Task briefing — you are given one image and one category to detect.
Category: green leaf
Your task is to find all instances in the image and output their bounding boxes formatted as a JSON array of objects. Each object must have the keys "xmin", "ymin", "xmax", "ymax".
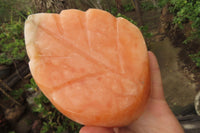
[
  {"xmin": 10, "ymin": 88, "xmax": 24, "ymax": 99},
  {"xmin": 40, "ymin": 122, "xmax": 50, "ymax": 133},
  {"xmin": 56, "ymin": 125, "xmax": 66, "ymax": 133}
]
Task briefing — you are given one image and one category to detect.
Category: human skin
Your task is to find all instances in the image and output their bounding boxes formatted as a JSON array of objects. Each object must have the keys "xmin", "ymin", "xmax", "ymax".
[{"xmin": 79, "ymin": 51, "xmax": 184, "ymax": 133}]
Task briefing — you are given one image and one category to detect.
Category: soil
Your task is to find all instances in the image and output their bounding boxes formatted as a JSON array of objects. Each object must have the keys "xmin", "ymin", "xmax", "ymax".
[
  {"xmin": 140, "ymin": 8, "xmax": 199, "ymax": 115},
  {"xmin": 150, "ymin": 37, "xmax": 197, "ymax": 113},
  {"xmin": 172, "ymin": 33, "xmax": 200, "ymax": 90}
]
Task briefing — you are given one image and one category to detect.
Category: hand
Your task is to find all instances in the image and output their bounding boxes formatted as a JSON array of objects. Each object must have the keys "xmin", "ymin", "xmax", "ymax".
[{"xmin": 79, "ymin": 51, "xmax": 184, "ymax": 133}]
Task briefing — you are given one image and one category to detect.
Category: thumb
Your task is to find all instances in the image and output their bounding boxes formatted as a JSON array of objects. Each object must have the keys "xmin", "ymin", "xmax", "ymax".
[{"xmin": 148, "ymin": 51, "xmax": 165, "ymax": 100}]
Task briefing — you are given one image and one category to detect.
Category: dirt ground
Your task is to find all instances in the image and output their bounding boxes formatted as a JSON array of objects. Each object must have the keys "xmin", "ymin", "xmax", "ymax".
[
  {"xmin": 140, "ymin": 9, "xmax": 198, "ymax": 114},
  {"xmin": 150, "ymin": 38, "xmax": 197, "ymax": 113}
]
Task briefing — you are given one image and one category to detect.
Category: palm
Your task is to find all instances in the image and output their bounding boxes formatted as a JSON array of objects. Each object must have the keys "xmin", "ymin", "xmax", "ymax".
[{"xmin": 118, "ymin": 97, "xmax": 183, "ymax": 133}]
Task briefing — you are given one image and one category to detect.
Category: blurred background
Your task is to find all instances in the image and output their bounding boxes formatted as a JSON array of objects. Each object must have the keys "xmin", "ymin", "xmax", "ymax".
[{"xmin": 0, "ymin": 0, "xmax": 200, "ymax": 132}]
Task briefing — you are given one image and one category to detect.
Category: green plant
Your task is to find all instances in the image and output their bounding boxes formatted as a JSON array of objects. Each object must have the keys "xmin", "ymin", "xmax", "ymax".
[
  {"xmin": 56, "ymin": 125, "xmax": 66, "ymax": 133},
  {"xmin": 123, "ymin": 3, "xmax": 134, "ymax": 12},
  {"xmin": 10, "ymin": 88, "xmax": 24, "ymax": 100},
  {"xmin": 159, "ymin": 0, "xmax": 200, "ymax": 43},
  {"xmin": 33, "ymin": 93, "xmax": 82, "ymax": 133},
  {"xmin": 26, "ymin": 78, "xmax": 82, "ymax": 133},
  {"xmin": 0, "ymin": 19, "xmax": 26, "ymax": 65},
  {"xmin": 158, "ymin": 0, "xmax": 169, "ymax": 7},
  {"xmin": 159, "ymin": 0, "xmax": 200, "ymax": 67},
  {"xmin": 172, "ymin": 0, "xmax": 200, "ymax": 42},
  {"xmin": 40, "ymin": 122, "xmax": 50, "ymax": 133},
  {"xmin": 24, "ymin": 78, "xmax": 38, "ymax": 90},
  {"xmin": 190, "ymin": 51, "xmax": 200, "ymax": 67},
  {"xmin": 140, "ymin": 25, "xmax": 153, "ymax": 38},
  {"xmin": 106, "ymin": 7, "xmax": 118, "ymax": 15},
  {"xmin": 0, "ymin": 0, "xmax": 16, "ymax": 22},
  {"xmin": 141, "ymin": 1, "xmax": 156, "ymax": 11},
  {"xmin": 0, "ymin": 0, "xmax": 31, "ymax": 23},
  {"xmin": 116, "ymin": 13, "xmax": 137, "ymax": 25}
]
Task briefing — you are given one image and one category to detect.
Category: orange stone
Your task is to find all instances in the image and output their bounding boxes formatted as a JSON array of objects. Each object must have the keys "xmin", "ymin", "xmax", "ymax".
[{"xmin": 24, "ymin": 9, "xmax": 150, "ymax": 127}]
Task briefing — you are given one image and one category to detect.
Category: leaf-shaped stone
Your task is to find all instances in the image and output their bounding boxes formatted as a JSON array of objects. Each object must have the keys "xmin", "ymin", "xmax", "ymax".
[{"xmin": 25, "ymin": 9, "xmax": 150, "ymax": 127}]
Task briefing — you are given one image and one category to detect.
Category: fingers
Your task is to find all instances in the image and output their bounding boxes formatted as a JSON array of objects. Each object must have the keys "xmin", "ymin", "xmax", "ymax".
[
  {"xmin": 79, "ymin": 126, "xmax": 114, "ymax": 133},
  {"xmin": 148, "ymin": 51, "xmax": 165, "ymax": 100}
]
